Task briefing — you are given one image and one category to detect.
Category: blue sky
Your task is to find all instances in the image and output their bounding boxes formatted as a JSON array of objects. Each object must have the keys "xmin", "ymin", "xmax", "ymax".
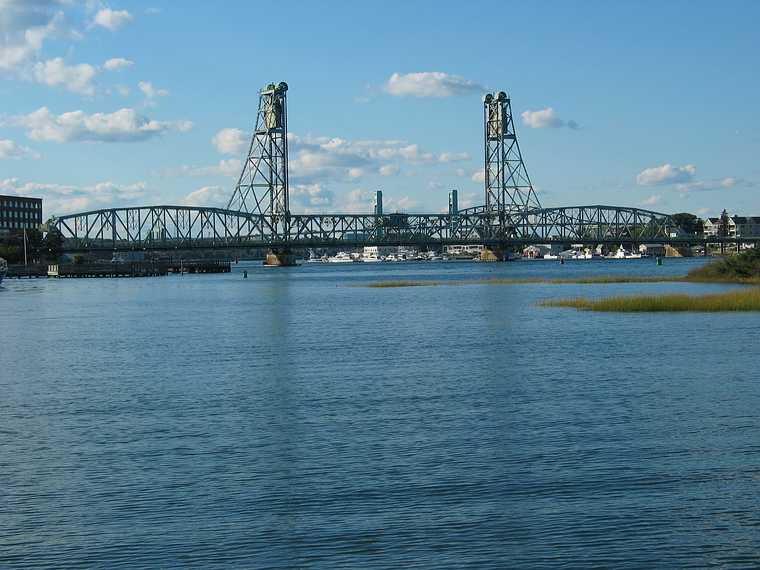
[{"xmin": 1, "ymin": 0, "xmax": 758, "ymax": 219}]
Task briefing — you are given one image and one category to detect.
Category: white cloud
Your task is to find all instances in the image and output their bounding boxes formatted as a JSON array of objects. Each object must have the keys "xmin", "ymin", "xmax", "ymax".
[
  {"xmin": 211, "ymin": 128, "xmax": 247, "ymax": 155},
  {"xmin": 676, "ymin": 176, "xmax": 751, "ymax": 194},
  {"xmin": 199, "ymin": 158, "xmax": 241, "ymax": 177},
  {"xmin": 0, "ymin": 138, "xmax": 39, "ymax": 160},
  {"xmin": 0, "ymin": 177, "xmax": 147, "ymax": 216},
  {"xmin": 160, "ymin": 159, "xmax": 240, "ymax": 178},
  {"xmin": 641, "ymin": 194, "xmax": 662, "ymax": 206},
  {"xmin": 521, "ymin": 107, "xmax": 579, "ymax": 129},
  {"xmin": 103, "ymin": 57, "xmax": 133, "ymax": 71},
  {"xmin": 291, "ymin": 183, "xmax": 335, "ymax": 212},
  {"xmin": 385, "ymin": 72, "xmax": 484, "ymax": 98},
  {"xmin": 379, "ymin": 164, "xmax": 399, "ymax": 177},
  {"xmin": 457, "ymin": 192, "xmax": 477, "ymax": 209},
  {"xmin": 438, "ymin": 151, "xmax": 470, "ymax": 163},
  {"xmin": 0, "ymin": 1, "xmax": 64, "ymax": 72},
  {"xmin": 342, "ymin": 188, "xmax": 417, "ymax": 214},
  {"xmin": 93, "ymin": 8, "xmax": 133, "ymax": 31},
  {"xmin": 471, "ymin": 169, "xmax": 485, "ymax": 183},
  {"xmin": 33, "ymin": 57, "xmax": 97, "ymax": 95},
  {"xmin": 286, "ymin": 133, "xmax": 457, "ymax": 185},
  {"xmin": 9, "ymin": 107, "xmax": 192, "ymax": 143},
  {"xmin": 636, "ymin": 163, "xmax": 696, "ymax": 186},
  {"xmin": 183, "ymin": 185, "xmax": 229, "ymax": 208},
  {"xmin": 138, "ymin": 80, "xmax": 169, "ymax": 105},
  {"xmin": 396, "ymin": 144, "xmax": 435, "ymax": 163},
  {"xmin": 343, "ymin": 189, "xmax": 372, "ymax": 213},
  {"xmin": 455, "ymin": 168, "xmax": 466, "ymax": 177},
  {"xmin": 721, "ymin": 177, "xmax": 739, "ymax": 188},
  {"xmin": 389, "ymin": 195, "xmax": 417, "ymax": 211}
]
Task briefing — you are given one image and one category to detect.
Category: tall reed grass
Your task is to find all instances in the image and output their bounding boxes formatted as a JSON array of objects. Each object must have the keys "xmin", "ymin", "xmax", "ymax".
[{"xmin": 541, "ymin": 288, "xmax": 760, "ymax": 312}]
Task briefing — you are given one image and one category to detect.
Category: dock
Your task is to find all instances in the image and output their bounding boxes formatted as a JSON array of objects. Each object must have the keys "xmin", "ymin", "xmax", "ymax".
[
  {"xmin": 167, "ymin": 259, "xmax": 231, "ymax": 274},
  {"xmin": 7, "ymin": 264, "xmax": 48, "ymax": 279},
  {"xmin": 48, "ymin": 261, "xmax": 169, "ymax": 278}
]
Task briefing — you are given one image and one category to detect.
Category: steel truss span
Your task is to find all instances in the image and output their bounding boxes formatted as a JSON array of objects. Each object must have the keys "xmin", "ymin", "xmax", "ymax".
[{"xmin": 54, "ymin": 205, "xmax": 684, "ymax": 252}]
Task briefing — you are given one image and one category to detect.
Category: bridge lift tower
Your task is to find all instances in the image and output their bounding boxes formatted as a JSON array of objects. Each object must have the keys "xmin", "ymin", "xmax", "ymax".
[
  {"xmin": 227, "ymin": 81, "xmax": 294, "ymax": 264},
  {"xmin": 480, "ymin": 91, "xmax": 541, "ymax": 256}
]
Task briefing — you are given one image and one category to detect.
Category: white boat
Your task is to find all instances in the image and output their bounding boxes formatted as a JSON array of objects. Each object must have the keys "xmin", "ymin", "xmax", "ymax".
[
  {"xmin": 559, "ymin": 249, "xmax": 593, "ymax": 260},
  {"xmin": 0, "ymin": 257, "xmax": 6, "ymax": 285},
  {"xmin": 609, "ymin": 247, "xmax": 642, "ymax": 259},
  {"xmin": 327, "ymin": 251, "xmax": 354, "ymax": 263},
  {"xmin": 543, "ymin": 253, "xmax": 559, "ymax": 260},
  {"xmin": 305, "ymin": 249, "xmax": 327, "ymax": 263},
  {"xmin": 361, "ymin": 246, "xmax": 384, "ymax": 262}
]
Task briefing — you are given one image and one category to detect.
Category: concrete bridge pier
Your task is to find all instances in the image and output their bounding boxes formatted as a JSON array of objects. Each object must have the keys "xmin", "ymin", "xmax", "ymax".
[
  {"xmin": 480, "ymin": 247, "xmax": 506, "ymax": 262},
  {"xmin": 264, "ymin": 248, "xmax": 297, "ymax": 267}
]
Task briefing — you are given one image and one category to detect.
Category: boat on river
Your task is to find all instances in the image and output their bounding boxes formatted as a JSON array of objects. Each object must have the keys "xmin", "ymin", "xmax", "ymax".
[
  {"xmin": 305, "ymin": 249, "xmax": 327, "ymax": 263},
  {"xmin": 0, "ymin": 257, "xmax": 6, "ymax": 285},
  {"xmin": 610, "ymin": 247, "xmax": 642, "ymax": 259},
  {"xmin": 327, "ymin": 251, "xmax": 355, "ymax": 263}
]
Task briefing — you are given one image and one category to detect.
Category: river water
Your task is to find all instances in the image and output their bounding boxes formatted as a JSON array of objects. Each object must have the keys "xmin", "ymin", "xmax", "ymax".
[{"xmin": 2, "ymin": 258, "xmax": 759, "ymax": 568}]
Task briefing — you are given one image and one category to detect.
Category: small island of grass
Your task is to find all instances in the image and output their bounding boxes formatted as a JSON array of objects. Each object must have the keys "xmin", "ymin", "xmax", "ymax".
[
  {"xmin": 543, "ymin": 249, "xmax": 760, "ymax": 312},
  {"xmin": 542, "ymin": 288, "xmax": 760, "ymax": 312}
]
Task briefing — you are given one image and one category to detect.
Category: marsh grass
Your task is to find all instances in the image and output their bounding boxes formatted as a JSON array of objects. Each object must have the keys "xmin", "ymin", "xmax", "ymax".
[
  {"xmin": 366, "ymin": 280, "xmax": 440, "ymax": 288},
  {"xmin": 541, "ymin": 287, "xmax": 760, "ymax": 312},
  {"xmin": 364, "ymin": 275, "xmax": 678, "ymax": 288}
]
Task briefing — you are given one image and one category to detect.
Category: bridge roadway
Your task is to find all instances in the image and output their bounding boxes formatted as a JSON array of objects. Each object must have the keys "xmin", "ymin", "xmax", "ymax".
[{"xmin": 52, "ymin": 203, "xmax": 725, "ymax": 253}]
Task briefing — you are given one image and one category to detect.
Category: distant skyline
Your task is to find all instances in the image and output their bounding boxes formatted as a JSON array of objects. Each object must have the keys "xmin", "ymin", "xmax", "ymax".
[{"xmin": 1, "ymin": 0, "xmax": 758, "ymax": 218}]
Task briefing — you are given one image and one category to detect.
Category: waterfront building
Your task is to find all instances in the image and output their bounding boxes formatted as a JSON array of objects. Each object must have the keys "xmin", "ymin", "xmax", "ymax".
[
  {"xmin": 703, "ymin": 216, "xmax": 735, "ymax": 238},
  {"xmin": 703, "ymin": 215, "xmax": 760, "ymax": 238},
  {"xmin": 0, "ymin": 195, "xmax": 43, "ymax": 235},
  {"xmin": 732, "ymin": 216, "xmax": 760, "ymax": 238},
  {"xmin": 444, "ymin": 244, "xmax": 484, "ymax": 255}
]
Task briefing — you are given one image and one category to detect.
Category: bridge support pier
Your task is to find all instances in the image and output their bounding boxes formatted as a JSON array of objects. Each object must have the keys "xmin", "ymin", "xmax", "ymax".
[
  {"xmin": 480, "ymin": 247, "xmax": 506, "ymax": 262},
  {"xmin": 264, "ymin": 249, "xmax": 297, "ymax": 267}
]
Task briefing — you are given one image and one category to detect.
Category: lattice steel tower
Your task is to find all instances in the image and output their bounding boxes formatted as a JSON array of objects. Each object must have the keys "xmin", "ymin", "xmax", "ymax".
[
  {"xmin": 228, "ymin": 82, "xmax": 290, "ymax": 230},
  {"xmin": 483, "ymin": 91, "xmax": 541, "ymax": 213}
]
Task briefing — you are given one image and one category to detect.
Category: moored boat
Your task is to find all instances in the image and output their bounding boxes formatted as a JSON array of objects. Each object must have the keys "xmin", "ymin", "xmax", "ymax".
[
  {"xmin": 327, "ymin": 251, "xmax": 355, "ymax": 263},
  {"xmin": 0, "ymin": 257, "xmax": 6, "ymax": 285}
]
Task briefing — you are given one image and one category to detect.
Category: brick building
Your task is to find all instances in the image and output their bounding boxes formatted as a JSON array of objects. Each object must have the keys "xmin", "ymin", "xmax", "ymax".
[{"xmin": 0, "ymin": 195, "xmax": 43, "ymax": 234}]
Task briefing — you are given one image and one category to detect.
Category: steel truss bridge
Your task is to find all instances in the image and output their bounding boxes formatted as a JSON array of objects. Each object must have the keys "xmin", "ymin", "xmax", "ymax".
[
  {"xmin": 54, "ymin": 204, "xmax": 684, "ymax": 252},
  {"xmin": 54, "ymin": 81, "xmax": 690, "ymax": 255}
]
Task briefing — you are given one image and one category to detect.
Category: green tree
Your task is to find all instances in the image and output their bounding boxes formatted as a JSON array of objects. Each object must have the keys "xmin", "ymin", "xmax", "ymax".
[
  {"xmin": 718, "ymin": 209, "xmax": 731, "ymax": 238},
  {"xmin": 43, "ymin": 220, "xmax": 64, "ymax": 261},
  {"xmin": 25, "ymin": 229, "xmax": 43, "ymax": 263},
  {"xmin": 672, "ymin": 212, "xmax": 704, "ymax": 235}
]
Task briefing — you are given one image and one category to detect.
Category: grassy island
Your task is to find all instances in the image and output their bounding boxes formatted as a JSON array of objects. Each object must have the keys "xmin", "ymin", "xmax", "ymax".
[
  {"xmin": 542, "ymin": 288, "xmax": 760, "ymax": 312},
  {"xmin": 543, "ymin": 250, "xmax": 760, "ymax": 312}
]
